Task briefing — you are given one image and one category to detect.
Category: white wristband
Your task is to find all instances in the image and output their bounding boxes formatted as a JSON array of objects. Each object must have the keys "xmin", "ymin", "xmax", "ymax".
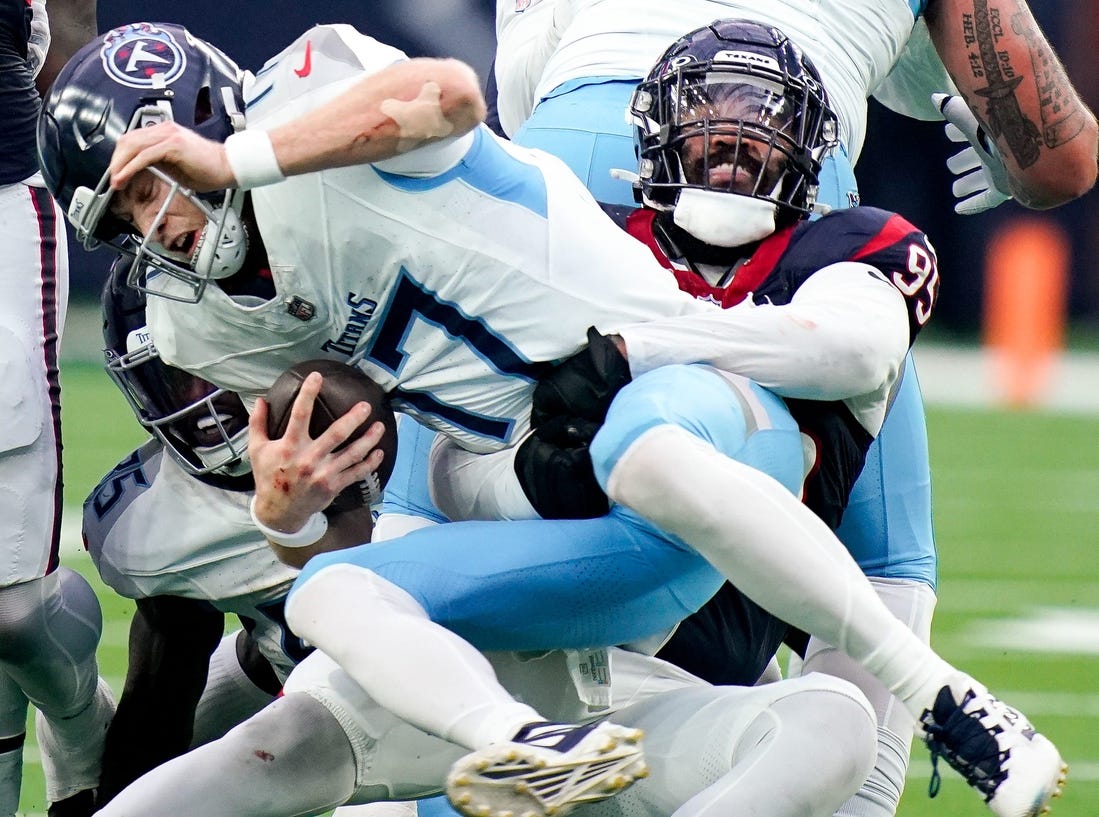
[
  {"xmin": 249, "ymin": 495, "xmax": 328, "ymax": 548},
  {"xmin": 224, "ymin": 129, "xmax": 286, "ymax": 190}
]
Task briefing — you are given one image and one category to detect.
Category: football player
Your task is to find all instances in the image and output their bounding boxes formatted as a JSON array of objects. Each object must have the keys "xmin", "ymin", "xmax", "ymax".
[
  {"xmin": 490, "ymin": 6, "xmax": 1095, "ymax": 817},
  {"xmin": 90, "ymin": 270, "xmax": 880, "ymax": 817},
  {"xmin": 93, "ymin": 619, "xmax": 880, "ymax": 817},
  {"xmin": 0, "ymin": 2, "xmax": 111, "ymax": 815},
  {"xmin": 495, "ymin": 0, "xmax": 1096, "ymax": 209},
  {"xmin": 39, "ymin": 20, "xmax": 1064, "ymax": 817},
  {"xmin": 85, "ymin": 262, "xmax": 385, "ymax": 808}
]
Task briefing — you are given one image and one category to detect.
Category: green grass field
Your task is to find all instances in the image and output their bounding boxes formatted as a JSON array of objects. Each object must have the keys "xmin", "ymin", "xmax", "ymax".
[{"xmin": 16, "ymin": 360, "xmax": 1099, "ymax": 816}]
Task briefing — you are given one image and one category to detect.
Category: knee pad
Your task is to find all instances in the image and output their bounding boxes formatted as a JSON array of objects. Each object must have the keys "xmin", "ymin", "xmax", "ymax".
[{"xmin": 0, "ymin": 569, "xmax": 102, "ymax": 665}]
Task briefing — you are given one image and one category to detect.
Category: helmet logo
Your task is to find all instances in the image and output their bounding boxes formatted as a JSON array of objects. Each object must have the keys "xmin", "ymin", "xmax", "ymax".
[
  {"xmin": 100, "ymin": 24, "xmax": 187, "ymax": 89},
  {"xmin": 712, "ymin": 50, "xmax": 781, "ymax": 72},
  {"xmin": 125, "ymin": 326, "xmax": 153, "ymax": 354}
]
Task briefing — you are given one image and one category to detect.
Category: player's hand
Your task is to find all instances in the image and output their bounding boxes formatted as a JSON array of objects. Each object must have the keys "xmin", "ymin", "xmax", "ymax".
[
  {"xmin": 514, "ymin": 416, "xmax": 609, "ymax": 519},
  {"xmin": 109, "ymin": 121, "xmax": 236, "ymax": 193},
  {"xmin": 532, "ymin": 327, "xmax": 631, "ymax": 426},
  {"xmin": 933, "ymin": 93, "xmax": 1013, "ymax": 215},
  {"xmin": 248, "ymin": 372, "xmax": 386, "ymax": 535}
]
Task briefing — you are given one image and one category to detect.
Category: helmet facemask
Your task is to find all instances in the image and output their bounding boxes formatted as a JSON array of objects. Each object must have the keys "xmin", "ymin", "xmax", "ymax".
[
  {"xmin": 69, "ymin": 100, "xmax": 249, "ymax": 304},
  {"xmin": 39, "ymin": 22, "xmax": 250, "ymax": 303},
  {"xmin": 105, "ymin": 324, "xmax": 251, "ymax": 477},
  {"xmin": 631, "ymin": 23, "xmax": 839, "ymax": 247}
]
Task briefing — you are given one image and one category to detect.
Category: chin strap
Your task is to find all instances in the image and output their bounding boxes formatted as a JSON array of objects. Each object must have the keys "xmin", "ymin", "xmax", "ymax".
[{"xmin": 672, "ymin": 188, "xmax": 778, "ymax": 247}]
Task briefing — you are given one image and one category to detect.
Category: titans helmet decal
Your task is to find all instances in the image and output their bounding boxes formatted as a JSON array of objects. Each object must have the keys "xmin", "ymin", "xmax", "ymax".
[{"xmin": 100, "ymin": 23, "xmax": 187, "ymax": 89}]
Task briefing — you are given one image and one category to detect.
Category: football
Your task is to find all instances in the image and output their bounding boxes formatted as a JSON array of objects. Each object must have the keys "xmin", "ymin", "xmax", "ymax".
[{"xmin": 264, "ymin": 359, "xmax": 399, "ymax": 493}]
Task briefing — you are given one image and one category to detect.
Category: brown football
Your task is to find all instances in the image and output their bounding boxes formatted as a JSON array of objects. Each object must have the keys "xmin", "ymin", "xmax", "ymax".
[{"xmin": 264, "ymin": 359, "xmax": 399, "ymax": 495}]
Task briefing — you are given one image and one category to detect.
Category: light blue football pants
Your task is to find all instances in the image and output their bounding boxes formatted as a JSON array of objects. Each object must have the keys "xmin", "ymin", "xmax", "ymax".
[{"xmin": 295, "ymin": 367, "xmax": 805, "ymax": 650}]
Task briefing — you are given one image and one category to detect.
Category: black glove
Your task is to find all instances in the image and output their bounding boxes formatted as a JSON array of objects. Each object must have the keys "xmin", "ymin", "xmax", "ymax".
[
  {"xmin": 514, "ymin": 415, "xmax": 609, "ymax": 519},
  {"xmin": 532, "ymin": 327, "xmax": 632, "ymax": 426}
]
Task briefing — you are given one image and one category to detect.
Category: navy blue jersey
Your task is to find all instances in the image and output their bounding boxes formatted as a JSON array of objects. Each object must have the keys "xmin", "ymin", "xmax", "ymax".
[
  {"xmin": 629, "ymin": 205, "xmax": 939, "ymax": 678},
  {"xmin": 624, "ymin": 205, "xmax": 940, "ymax": 528},
  {"xmin": 0, "ymin": 0, "xmax": 40, "ymax": 183},
  {"xmin": 749, "ymin": 206, "xmax": 939, "ymax": 343}
]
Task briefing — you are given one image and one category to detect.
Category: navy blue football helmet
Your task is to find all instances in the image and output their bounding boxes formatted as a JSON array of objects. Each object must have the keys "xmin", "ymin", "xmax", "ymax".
[
  {"xmin": 102, "ymin": 253, "xmax": 251, "ymax": 477},
  {"xmin": 629, "ymin": 19, "xmax": 838, "ymax": 245},
  {"xmin": 39, "ymin": 22, "xmax": 249, "ymax": 302}
]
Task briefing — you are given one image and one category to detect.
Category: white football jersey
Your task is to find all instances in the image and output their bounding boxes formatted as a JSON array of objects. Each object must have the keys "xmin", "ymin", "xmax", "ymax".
[
  {"xmin": 83, "ymin": 440, "xmax": 303, "ymax": 680},
  {"xmin": 147, "ymin": 24, "xmax": 709, "ymax": 454},
  {"xmin": 496, "ymin": 0, "xmax": 928, "ymax": 162}
]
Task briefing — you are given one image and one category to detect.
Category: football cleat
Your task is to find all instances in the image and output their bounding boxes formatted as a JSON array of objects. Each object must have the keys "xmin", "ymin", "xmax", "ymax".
[
  {"xmin": 921, "ymin": 681, "xmax": 1067, "ymax": 817},
  {"xmin": 446, "ymin": 720, "xmax": 648, "ymax": 817}
]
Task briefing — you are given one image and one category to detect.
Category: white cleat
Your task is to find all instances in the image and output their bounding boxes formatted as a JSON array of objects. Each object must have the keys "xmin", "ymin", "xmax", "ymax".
[
  {"xmin": 920, "ymin": 680, "xmax": 1067, "ymax": 817},
  {"xmin": 446, "ymin": 720, "xmax": 648, "ymax": 817}
]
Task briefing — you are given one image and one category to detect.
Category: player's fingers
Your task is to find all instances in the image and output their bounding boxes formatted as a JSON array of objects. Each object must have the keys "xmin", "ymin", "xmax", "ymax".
[
  {"xmin": 286, "ymin": 372, "xmax": 323, "ymax": 439},
  {"xmin": 952, "ymin": 170, "xmax": 988, "ymax": 199},
  {"xmin": 249, "ymin": 397, "xmax": 271, "ymax": 443},
  {"xmin": 943, "ymin": 122, "xmax": 968, "ymax": 145},
  {"xmin": 110, "ymin": 121, "xmax": 168, "ymax": 167},
  {"xmin": 110, "ymin": 124, "xmax": 182, "ymax": 188},
  {"xmin": 314, "ymin": 401, "xmax": 374, "ymax": 455},
  {"xmin": 340, "ymin": 449, "xmax": 386, "ymax": 488},
  {"xmin": 332, "ymin": 421, "xmax": 387, "ymax": 472},
  {"xmin": 946, "ymin": 146, "xmax": 982, "ymax": 175},
  {"xmin": 939, "ymin": 96, "xmax": 981, "ymax": 140},
  {"xmin": 956, "ymin": 188, "xmax": 1011, "ymax": 216}
]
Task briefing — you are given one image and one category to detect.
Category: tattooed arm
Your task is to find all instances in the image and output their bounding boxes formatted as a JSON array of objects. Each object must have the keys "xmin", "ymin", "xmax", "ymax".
[{"xmin": 926, "ymin": 0, "xmax": 1097, "ymax": 208}]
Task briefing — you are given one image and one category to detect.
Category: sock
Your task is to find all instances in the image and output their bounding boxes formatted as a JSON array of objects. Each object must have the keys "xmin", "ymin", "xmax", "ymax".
[{"xmin": 36, "ymin": 678, "xmax": 115, "ymax": 801}]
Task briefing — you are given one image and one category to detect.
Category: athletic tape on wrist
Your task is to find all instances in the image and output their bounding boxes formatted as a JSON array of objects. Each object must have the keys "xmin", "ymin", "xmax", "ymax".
[
  {"xmin": 224, "ymin": 129, "xmax": 286, "ymax": 190},
  {"xmin": 249, "ymin": 495, "xmax": 328, "ymax": 548}
]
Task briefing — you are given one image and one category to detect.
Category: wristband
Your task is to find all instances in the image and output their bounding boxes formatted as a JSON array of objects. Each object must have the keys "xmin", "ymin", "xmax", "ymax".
[
  {"xmin": 224, "ymin": 129, "xmax": 286, "ymax": 190},
  {"xmin": 249, "ymin": 495, "xmax": 328, "ymax": 548}
]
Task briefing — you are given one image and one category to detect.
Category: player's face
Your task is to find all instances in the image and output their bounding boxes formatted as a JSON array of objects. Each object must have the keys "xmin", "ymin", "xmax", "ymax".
[
  {"xmin": 676, "ymin": 77, "xmax": 793, "ymax": 194},
  {"xmin": 110, "ymin": 170, "xmax": 207, "ymax": 265},
  {"xmin": 680, "ymin": 130, "xmax": 786, "ymax": 192}
]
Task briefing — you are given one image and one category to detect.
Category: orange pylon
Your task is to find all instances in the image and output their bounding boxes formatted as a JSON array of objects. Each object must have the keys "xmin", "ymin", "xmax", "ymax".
[{"xmin": 983, "ymin": 217, "xmax": 1070, "ymax": 407}]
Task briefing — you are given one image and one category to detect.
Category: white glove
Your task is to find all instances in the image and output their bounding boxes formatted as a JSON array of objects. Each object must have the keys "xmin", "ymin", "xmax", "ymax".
[
  {"xmin": 27, "ymin": 0, "xmax": 51, "ymax": 79},
  {"xmin": 933, "ymin": 92, "xmax": 1013, "ymax": 215}
]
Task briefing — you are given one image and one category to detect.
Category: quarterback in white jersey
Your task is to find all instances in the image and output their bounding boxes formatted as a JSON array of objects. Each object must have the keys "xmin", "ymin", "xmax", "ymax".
[{"xmin": 44, "ymin": 22, "xmax": 711, "ymax": 456}]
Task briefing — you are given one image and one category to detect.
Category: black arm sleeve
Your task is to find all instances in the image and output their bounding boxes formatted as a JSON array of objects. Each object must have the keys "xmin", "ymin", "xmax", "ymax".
[{"xmin": 96, "ymin": 595, "xmax": 224, "ymax": 805}]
